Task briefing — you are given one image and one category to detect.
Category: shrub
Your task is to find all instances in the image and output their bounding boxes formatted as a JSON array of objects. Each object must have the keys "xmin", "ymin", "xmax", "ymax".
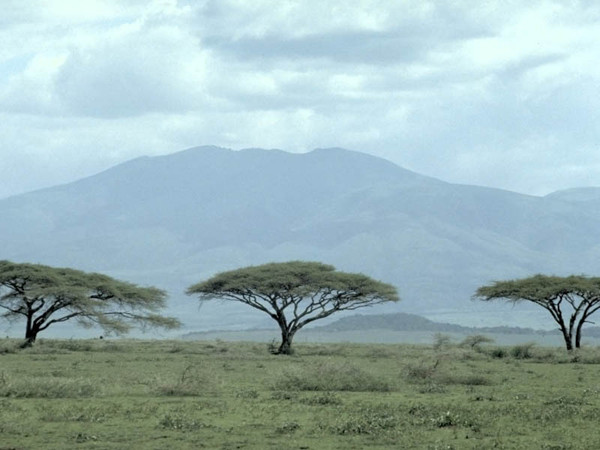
[
  {"xmin": 418, "ymin": 383, "xmax": 447, "ymax": 394},
  {"xmin": 158, "ymin": 413, "xmax": 207, "ymax": 431},
  {"xmin": 487, "ymin": 347, "xmax": 507, "ymax": 359},
  {"xmin": 0, "ymin": 374, "xmax": 99, "ymax": 398},
  {"xmin": 432, "ymin": 411, "xmax": 459, "ymax": 428},
  {"xmin": 300, "ymin": 391, "xmax": 342, "ymax": 406},
  {"xmin": 437, "ymin": 374, "xmax": 492, "ymax": 386},
  {"xmin": 433, "ymin": 333, "xmax": 452, "ymax": 351},
  {"xmin": 331, "ymin": 406, "xmax": 397, "ymax": 435},
  {"xmin": 275, "ymin": 421, "xmax": 300, "ymax": 434},
  {"xmin": 460, "ymin": 335, "xmax": 495, "ymax": 350},
  {"xmin": 273, "ymin": 360, "xmax": 390, "ymax": 392},
  {"xmin": 268, "ymin": 339, "xmax": 284, "ymax": 355},
  {"xmin": 404, "ymin": 359, "xmax": 441, "ymax": 383},
  {"xmin": 155, "ymin": 364, "xmax": 218, "ymax": 396},
  {"xmin": 404, "ymin": 358, "xmax": 492, "ymax": 387},
  {"xmin": 407, "ymin": 404, "xmax": 479, "ymax": 430},
  {"xmin": 235, "ymin": 389, "xmax": 259, "ymax": 399},
  {"xmin": 0, "ymin": 341, "xmax": 18, "ymax": 354},
  {"xmin": 510, "ymin": 343, "xmax": 536, "ymax": 359}
]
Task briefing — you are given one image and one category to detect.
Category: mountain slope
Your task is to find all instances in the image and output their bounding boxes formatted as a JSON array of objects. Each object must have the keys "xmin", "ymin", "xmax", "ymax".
[
  {"xmin": 545, "ymin": 187, "xmax": 600, "ymax": 203},
  {"xmin": 1, "ymin": 146, "xmax": 599, "ymax": 333}
]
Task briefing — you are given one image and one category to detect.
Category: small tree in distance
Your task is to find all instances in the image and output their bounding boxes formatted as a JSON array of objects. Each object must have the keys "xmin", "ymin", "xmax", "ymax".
[
  {"xmin": 186, "ymin": 261, "xmax": 399, "ymax": 354},
  {"xmin": 0, "ymin": 260, "xmax": 181, "ymax": 346},
  {"xmin": 474, "ymin": 274, "xmax": 600, "ymax": 351}
]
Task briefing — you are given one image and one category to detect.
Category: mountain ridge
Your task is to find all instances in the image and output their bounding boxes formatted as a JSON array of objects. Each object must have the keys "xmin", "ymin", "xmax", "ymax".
[{"xmin": 1, "ymin": 146, "xmax": 599, "ymax": 334}]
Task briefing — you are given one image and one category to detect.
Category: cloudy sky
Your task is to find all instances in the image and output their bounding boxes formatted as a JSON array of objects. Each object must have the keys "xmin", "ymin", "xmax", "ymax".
[{"xmin": 1, "ymin": 0, "xmax": 599, "ymax": 199}]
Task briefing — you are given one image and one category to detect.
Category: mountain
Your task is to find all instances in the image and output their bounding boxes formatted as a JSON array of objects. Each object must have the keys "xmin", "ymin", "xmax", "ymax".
[
  {"xmin": 545, "ymin": 187, "xmax": 600, "ymax": 203},
  {"xmin": 313, "ymin": 313, "xmax": 559, "ymax": 335},
  {"xmin": 1, "ymin": 146, "xmax": 599, "ymax": 335}
]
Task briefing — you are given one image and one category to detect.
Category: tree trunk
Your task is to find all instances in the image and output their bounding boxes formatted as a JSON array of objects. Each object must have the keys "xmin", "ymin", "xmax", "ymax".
[
  {"xmin": 575, "ymin": 319, "xmax": 585, "ymax": 349},
  {"xmin": 277, "ymin": 328, "xmax": 296, "ymax": 355},
  {"xmin": 22, "ymin": 318, "xmax": 38, "ymax": 348},
  {"xmin": 558, "ymin": 323, "xmax": 573, "ymax": 351}
]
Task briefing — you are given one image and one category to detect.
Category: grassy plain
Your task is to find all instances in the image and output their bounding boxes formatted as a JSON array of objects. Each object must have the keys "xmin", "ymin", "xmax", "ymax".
[{"xmin": 1, "ymin": 338, "xmax": 600, "ymax": 449}]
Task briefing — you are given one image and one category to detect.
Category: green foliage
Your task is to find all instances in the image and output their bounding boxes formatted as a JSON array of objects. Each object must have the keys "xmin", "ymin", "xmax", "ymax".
[
  {"xmin": 274, "ymin": 421, "xmax": 300, "ymax": 434},
  {"xmin": 299, "ymin": 391, "xmax": 342, "ymax": 406},
  {"xmin": 154, "ymin": 364, "xmax": 219, "ymax": 396},
  {"xmin": 487, "ymin": 347, "xmax": 508, "ymax": 358},
  {"xmin": 431, "ymin": 410, "xmax": 460, "ymax": 428},
  {"xmin": 331, "ymin": 405, "xmax": 398, "ymax": 435},
  {"xmin": 433, "ymin": 333, "xmax": 452, "ymax": 351},
  {"xmin": 187, "ymin": 261, "xmax": 398, "ymax": 354},
  {"xmin": 273, "ymin": 360, "xmax": 390, "ymax": 392},
  {"xmin": 437, "ymin": 373, "xmax": 492, "ymax": 386},
  {"xmin": 404, "ymin": 359, "xmax": 442, "ymax": 383},
  {"xmin": 510, "ymin": 342, "xmax": 536, "ymax": 359},
  {"xmin": 0, "ymin": 260, "xmax": 180, "ymax": 343},
  {"xmin": 404, "ymin": 358, "xmax": 492, "ymax": 387},
  {"xmin": 460, "ymin": 334, "xmax": 495, "ymax": 350},
  {"xmin": 0, "ymin": 373, "xmax": 99, "ymax": 398},
  {"xmin": 475, "ymin": 274, "xmax": 600, "ymax": 351},
  {"xmin": 158, "ymin": 412, "xmax": 208, "ymax": 432},
  {"xmin": 188, "ymin": 261, "xmax": 399, "ymax": 302}
]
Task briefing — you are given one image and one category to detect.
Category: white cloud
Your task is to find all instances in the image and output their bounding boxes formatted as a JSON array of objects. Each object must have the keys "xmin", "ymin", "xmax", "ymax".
[{"xmin": 1, "ymin": 0, "xmax": 600, "ymax": 198}]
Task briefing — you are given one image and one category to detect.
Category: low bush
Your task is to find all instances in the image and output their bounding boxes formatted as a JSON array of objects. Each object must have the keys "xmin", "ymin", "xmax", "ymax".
[
  {"xmin": 300, "ymin": 391, "xmax": 342, "ymax": 406},
  {"xmin": 330, "ymin": 405, "xmax": 398, "ymax": 435},
  {"xmin": 437, "ymin": 373, "xmax": 493, "ymax": 386},
  {"xmin": 0, "ymin": 340, "xmax": 19, "ymax": 354},
  {"xmin": 510, "ymin": 343, "xmax": 536, "ymax": 359},
  {"xmin": 273, "ymin": 360, "xmax": 390, "ymax": 392},
  {"xmin": 158, "ymin": 412, "xmax": 208, "ymax": 432},
  {"xmin": 0, "ymin": 373, "xmax": 99, "ymax": 398},
  {"xmin": 154, "ymin": 364, "xmax": 219, "ymax": 396},
  {"xmin": 460, "ymin": 335, "xmax": 495, "ymax": 350},
  {"xmin": 407, "ymin": 403, "xmax": 480, "ymax": 430},
  {"xmin": 487, "ymin": 347, "xmax": 507, "ymax": 359},
  {"xmin": 404, "ymin": 359, "xmax": 441, "ymax": 383},
  {"xmin": 433, "ymin": 333, "xmax": 452, "ymax": 351},
  {"xmin": 275, "ymin": 421, "xmax": 300, "ymax": 434},
  {"xmin": 418, "ymin": 383, "xmax": 447, "ymax": 394},
  {"xmin": 404, "ymin": 358, "xmax": 492, "ymax": 387}
]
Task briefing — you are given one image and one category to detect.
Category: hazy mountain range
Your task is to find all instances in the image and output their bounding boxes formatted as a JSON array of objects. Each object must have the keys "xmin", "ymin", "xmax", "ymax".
[{"xmin": 1, "ymin": 146, "xmax": 599, "ymax": 335}]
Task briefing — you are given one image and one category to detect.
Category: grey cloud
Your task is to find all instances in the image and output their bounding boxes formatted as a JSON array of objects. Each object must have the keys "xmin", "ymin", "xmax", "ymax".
[
  {"xmin": 1, "ymin": 0, "xmax": 600, "ymax": 199},
  {"xmin": 204, "ymin": 25, "xmax": 488, "ymax": 66},
  {"xmin": 196, "ymin": 1, "xmax": 491, "ymax": 66},
  {"xmin": 0, "ymin": 0, "xmax": 43, "ymax": 26},
  {"xmin": 497, "ymin": 53, "xmax": 568, "ymax": 81},
  {"xmin": 206, "ymin": 31, "xmax": 426, "ymax": 65},
  {"xmin": 54, "ymin": 49, "xmax": 196, "ymax": 118}
]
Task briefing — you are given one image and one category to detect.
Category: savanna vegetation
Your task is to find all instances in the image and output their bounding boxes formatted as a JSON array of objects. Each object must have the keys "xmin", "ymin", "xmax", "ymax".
[
  {"xmin": 4, "ymin": 260, "xmax": 600, "ymax": 448},
  {"xmin": 1, "ymin": 338, "xmax": 600, "ymax": 449},
  {"xmin": 187, "ymin": 261, "xmax": 398, "ymax": 354},
  {"xmin": 475, "ymin": 275, "xmax": 600, "ymax": 351},
  {"xmin": 0, "ymin": 261, "xmax": 180, "ymax": 346}
]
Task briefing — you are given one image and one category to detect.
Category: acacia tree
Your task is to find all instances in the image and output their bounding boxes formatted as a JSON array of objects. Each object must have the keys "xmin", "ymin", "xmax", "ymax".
[
  {"xmin": 474, "ymin": 275, "xmax": 600, "ymax": 351},
  {"xmin": 186, "ymin": 261, "xmax": 399, "ymax": 354},
  {"xmin": 0, "ymin": 260, "xmax": 181, "ymax": 346}
]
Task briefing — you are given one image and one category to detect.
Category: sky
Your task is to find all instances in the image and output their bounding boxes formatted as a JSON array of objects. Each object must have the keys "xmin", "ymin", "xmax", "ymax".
[{"xmin": 1, "ymin": 0, "xmax": 599, "ymax": 199}]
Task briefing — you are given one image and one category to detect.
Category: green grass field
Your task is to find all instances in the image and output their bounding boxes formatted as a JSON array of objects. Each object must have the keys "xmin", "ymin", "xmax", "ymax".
[{"xmin": 1, "ymin": 338, "xmax": 600, "ymax": 449}]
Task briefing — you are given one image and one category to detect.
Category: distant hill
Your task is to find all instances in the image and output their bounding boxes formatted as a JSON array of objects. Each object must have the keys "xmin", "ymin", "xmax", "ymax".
[
  {"xmin": 312, "ymin": 313, "xmax": 559, "ymax": 336},
  {"xmin": 1, "ymin": 145, "xmax": 600, "ymax": 334}
]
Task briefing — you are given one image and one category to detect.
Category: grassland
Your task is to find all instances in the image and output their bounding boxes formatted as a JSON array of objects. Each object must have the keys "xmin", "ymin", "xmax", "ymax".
[{"xmin": 1, "ymin": 338, "xmax": 600, "ymax": 449}]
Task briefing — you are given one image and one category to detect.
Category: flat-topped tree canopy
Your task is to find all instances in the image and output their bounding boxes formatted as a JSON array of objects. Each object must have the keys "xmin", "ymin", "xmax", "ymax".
[
  {"xmin": 187, "ymin": 261, "xmax": 399, "ymax": 354},
  {"xmin": 0, "ymin": 260, "xmax": 180, "ymax": 346},
  {"xmin": 474, "ymin": 274, "xmax": 600, "ymax": 351}
]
